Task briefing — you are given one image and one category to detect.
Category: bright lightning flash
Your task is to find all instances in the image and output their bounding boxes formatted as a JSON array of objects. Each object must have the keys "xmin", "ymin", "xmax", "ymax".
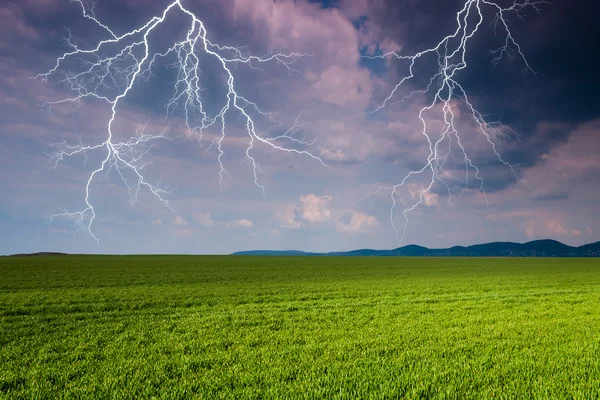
[
  {"xmin": 364, "ymin": 0, "xmax": 546, "ymax": 243},
  {"xmin": 37, "ymin": 0, "xmax": 333, "ymax": 244}
]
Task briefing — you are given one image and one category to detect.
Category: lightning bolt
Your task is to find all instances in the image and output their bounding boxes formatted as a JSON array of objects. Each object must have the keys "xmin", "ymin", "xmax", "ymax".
[
  {"xmin": 37, "ymin": 0, "xmax": 334, "ymax": 244},
  {"xmin": 363, "ymin": 0, "xmax": 546, "ymax": 244}
]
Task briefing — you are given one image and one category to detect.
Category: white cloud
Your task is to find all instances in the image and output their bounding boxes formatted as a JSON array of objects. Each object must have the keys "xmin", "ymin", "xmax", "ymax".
[
  {"xmin": 408, "ymin": 184, "xmax": 439, "ymax": 208},
  {"xmin": 488, "ymin": 210, "xmax": 585, "ymax": 240},
  {"xmin": 192, "ymin": 212, "xmax": 215, "ymax": 228},
  {"xmin": 273, "ymin": 203, "xmax": 303, "ymax": 229},
  {"xmin": 172, "ymin": 216, "xmax": 188, "ymax": 227},
  {"xmin": 296, "ymin": 194, "xmax": 332, "ymax": 223},
  {"xmin": 229, "ymin": 218, "xmax": 253, "ymax": 228},
  {"xmin": 336, "ymin": 211, "xmax": 378, "ymax": 233},
  {"xmin": 171, "ymin": 216, "xmax": 192, "ymax": 237}
]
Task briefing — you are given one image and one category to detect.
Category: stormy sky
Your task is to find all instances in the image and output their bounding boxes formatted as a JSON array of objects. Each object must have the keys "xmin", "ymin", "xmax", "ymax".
[{"xmin": 1, "ymin": 0, "xmax": 598, "ymax": 254}]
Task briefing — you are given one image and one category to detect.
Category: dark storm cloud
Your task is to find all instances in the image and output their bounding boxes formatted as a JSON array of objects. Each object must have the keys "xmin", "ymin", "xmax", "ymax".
[
  {"xmin": 464, "ymin": 0, "xmax": 600, "ymax": 128},
  {"xmin": 0, "ymin": 0, "xmax": 276, "ymax": 130},
  {"xmin": 362, "ymin": 0, "xmax": 600, "ymax": 127},
  {"xmin": 530, "ymin": 190, "xmax": 570, "ymax": 202},
  {"xmin": 353, "ymin": 0, "xmax": 600, "ymax": 192}
]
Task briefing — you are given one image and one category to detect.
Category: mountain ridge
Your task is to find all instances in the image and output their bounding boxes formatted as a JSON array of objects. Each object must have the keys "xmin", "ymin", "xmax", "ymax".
[{"xmin": 232, "ymin": 240, "xmax": 600, "ymax": 257}]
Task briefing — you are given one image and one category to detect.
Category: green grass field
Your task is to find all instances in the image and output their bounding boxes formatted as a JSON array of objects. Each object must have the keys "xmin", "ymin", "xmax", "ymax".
[{"xmin": 1, "ymin": 256, "xmax": 599, "ymax": 399}]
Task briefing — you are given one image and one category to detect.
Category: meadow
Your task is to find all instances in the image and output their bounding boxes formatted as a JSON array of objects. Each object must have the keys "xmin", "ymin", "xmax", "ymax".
[{"xmin": 1, "ymin": 255, "xmax": 599, "ymax": 399}]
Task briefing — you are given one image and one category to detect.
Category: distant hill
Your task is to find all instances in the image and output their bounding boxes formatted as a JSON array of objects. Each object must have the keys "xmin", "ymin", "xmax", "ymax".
[
  {"xmin": 233, "ymin": 240, "xmax": 600, "ymax": 257},
  {"xmin": 6, "ymin": 252, "xmax": 70, "ymax": 257}
]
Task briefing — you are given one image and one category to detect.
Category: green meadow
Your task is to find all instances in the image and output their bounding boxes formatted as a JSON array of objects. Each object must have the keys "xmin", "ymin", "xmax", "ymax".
[{"xmin": 1, "ymin": 255, "xmax": 599, "ymax": 399}]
